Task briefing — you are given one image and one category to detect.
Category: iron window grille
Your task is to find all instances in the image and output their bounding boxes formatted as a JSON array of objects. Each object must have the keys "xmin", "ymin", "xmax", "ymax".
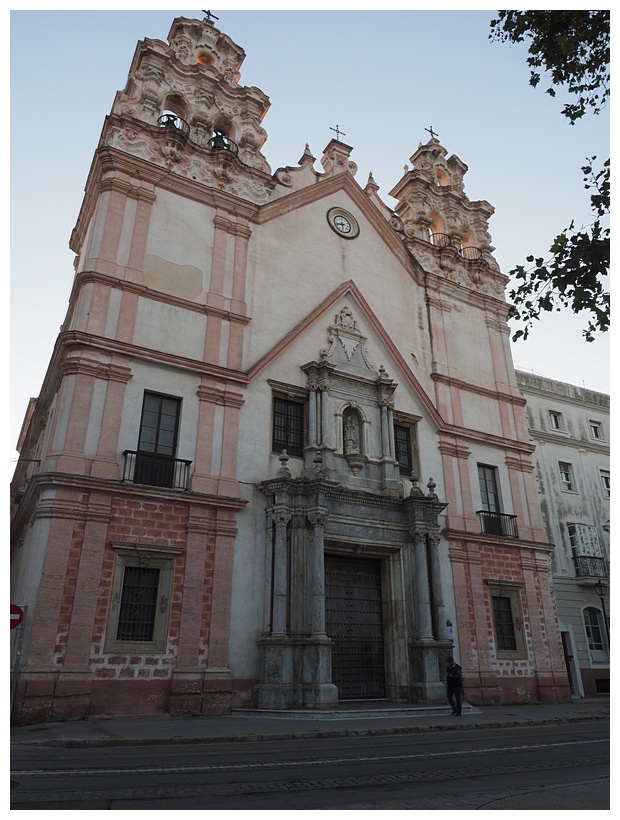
[
  {"xmin": 492, "ymin": 595, "xmax": 517, "ymax": 651},
  {"xmin": 394, "ymin": 425, "xmax": 413, "ymax": 476},
  {"xmin": 272, "ymin": 397, "xmax": 305, "ymax": 457},
  {"xmin": 116, "ymin": 566, "xmax": 160, "ymax": 642}
]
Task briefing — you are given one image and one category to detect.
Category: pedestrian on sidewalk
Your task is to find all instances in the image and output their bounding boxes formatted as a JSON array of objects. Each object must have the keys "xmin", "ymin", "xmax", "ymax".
[{"xmin": 446, "ymin": 656, "xmax": 463, "ymax": 716}]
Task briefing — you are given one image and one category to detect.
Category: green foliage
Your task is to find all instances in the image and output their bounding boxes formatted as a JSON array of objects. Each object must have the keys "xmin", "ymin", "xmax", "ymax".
[
  {"xmin": 490, "ymin": 11, "xmax": 610, "ymax": 342},
  {"xmin": 490, "ymin": 11, "xmax": 609, "ymax": 124}
]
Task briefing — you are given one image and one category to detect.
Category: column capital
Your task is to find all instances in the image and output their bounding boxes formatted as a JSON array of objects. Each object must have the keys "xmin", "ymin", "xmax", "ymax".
[
  {"xmin": 272, "ymin": 511, "xmax": 291, "ymax": 527},
  {"xmin": 307, "ymin": 511, "xmax": 327, "ymax": 528}
]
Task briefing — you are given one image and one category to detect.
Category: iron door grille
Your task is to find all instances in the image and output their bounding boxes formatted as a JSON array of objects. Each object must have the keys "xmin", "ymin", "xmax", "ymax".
[{"xmin": 325, "ymin": 555, "xmax": 386, "ymax": 699}]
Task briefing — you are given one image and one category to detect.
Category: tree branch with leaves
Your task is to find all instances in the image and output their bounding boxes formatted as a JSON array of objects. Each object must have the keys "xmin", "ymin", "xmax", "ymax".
[{"xmin": 490, "ymin": 10, "xmax": 609, "ymax": 342}]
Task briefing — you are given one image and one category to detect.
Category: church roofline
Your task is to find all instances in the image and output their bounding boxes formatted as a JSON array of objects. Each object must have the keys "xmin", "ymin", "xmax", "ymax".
[{"xmin": 256, "ymin": 171, "xmax": 420, "ymax": 279}]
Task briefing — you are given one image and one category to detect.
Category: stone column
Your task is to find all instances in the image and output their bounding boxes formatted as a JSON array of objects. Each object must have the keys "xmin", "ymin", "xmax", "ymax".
[
  {"xmin": 307, "ymin": 512, "xmax": 327, "ymax": 635},
  {"xmin": 387, "ymin": 405, "xmax": 396, "ymax": 459},
  {"xmin": 412, "ymin": 529, "xmax": 434, "ymax": 640},
  {"xmin": 428, "ymin": 532, "xmax": 448, "ymax": 641},
  {"xmin": 272, "ymin": 511, "xmax": 291, "ymax": 634},
  {"xmin": 380, "ymin": 400, "xmax": 391, "ymax": 459},
  {"xmin": 319, "ymin": 383, "xmax": 330, "ymax": 448},
  {"xmin": 308, "ymin": 381, "xmax": 318, "ymax": 448}
]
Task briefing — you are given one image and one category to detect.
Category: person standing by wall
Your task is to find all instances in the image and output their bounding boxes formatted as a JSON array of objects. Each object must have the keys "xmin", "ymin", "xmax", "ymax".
[{"xmin": 446, "ymin": 656, "xmax": 463, "ymax": 715}]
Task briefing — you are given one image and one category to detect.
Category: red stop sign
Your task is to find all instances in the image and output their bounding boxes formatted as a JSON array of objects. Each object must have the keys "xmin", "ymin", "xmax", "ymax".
[{"xmin": 10, "ymin": 604, "xmax": 24, "ymax": 629}]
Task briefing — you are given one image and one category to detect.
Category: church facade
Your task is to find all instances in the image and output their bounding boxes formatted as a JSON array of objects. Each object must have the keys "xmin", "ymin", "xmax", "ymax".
[{"xmin": 10, "ymin": 15, "xmax": 570, "ymax": 723}]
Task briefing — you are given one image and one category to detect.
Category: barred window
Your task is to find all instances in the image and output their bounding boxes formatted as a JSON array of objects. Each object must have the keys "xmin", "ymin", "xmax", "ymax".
[
  {"xmin": 105, "ymin": 543, "xmax": 181, "ymax": 654},
  {"xmin": 492, "ymin": 595, "xmax": 517, "ymax": 651},
  {"xmin": 272, "ymin": 398, "xmax": 304, "ymax": 457},
  {"xmin": 116, "ymin": 566, "xmax": 160, "ymax": 642},
  {"xmin": 394, "ymin": 425, "xmax": 413, "ymax": 476},
  {"xmin": 487, "ymin": 581, "xmax": 527, "ymax": 659}
]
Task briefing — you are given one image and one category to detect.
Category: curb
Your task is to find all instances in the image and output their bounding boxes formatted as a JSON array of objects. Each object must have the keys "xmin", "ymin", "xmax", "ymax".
[{"xmin": 10, "ymin": 713, "xmax": 609, "ymax": 749}]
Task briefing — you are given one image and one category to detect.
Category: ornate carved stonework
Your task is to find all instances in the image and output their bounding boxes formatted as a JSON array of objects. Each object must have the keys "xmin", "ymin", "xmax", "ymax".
[{"xmin": 323, "ymin": 306, "xmax": 377, "ymax": 370}]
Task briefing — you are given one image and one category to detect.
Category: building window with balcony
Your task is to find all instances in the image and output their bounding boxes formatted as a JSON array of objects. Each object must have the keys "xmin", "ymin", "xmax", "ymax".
[
  {"xmin": 272, "ymin": 396, "xmax": 305, "ymax": 458},
  {"xmin": 583, "ymin": 607, "xmax": 609, "ymax": 665},
  {"xmin": 548, "ymin": 410, "xmax": 564, "ymax": 431},
  {"xmin": 477, "ymin": 464, "xmax": 518, "ymax": 537},
  {"xmin": 568, "ymin": 523, "xmax": 606, "ymax": 578},
  {"xmin": 558, "ymin": 461, "xmax": 576, "ymax": 492},
  {"xmin": 105, "ymin": 543, "xmax": 182, "ymax": 653},
  {"xmin": 600, "ymin": 471, "xmax": 610, "ymax": 498},
  {"xmin": 123, "ymin": 392, "xmax": 191, "ymax": 489},
  {"xmin": 487, "ymin": 582, "xmax": 527, "ymax": 659},
  {"xmin": 137, "ymin": 392, "xmax": 181, "ymax": 486}
]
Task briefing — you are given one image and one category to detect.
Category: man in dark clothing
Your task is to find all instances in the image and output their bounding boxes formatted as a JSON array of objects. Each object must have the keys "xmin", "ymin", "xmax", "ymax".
[{"xmin": 446, "ymin": 656, "xmax": 463, "ymax": 715}]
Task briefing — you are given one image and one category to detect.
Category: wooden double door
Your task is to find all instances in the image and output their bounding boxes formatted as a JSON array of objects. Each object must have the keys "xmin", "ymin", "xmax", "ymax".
[{"xmin": 325, "ymin": 555, "xmax": 386, "ymax": 699}]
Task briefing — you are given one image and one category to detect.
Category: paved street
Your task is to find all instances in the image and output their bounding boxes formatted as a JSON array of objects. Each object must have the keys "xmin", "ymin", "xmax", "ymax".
[{"xmin": 11, "ymin": 713, "xmax": 609, "ymax": 810}]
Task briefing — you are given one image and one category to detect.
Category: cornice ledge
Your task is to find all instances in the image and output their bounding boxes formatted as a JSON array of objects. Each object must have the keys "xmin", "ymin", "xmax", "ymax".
[
  {"xmin": 59, "ymin": 330, "xmax": 249, "ymax": 386},
  {"xmin": 442, "ymin": 527, "xmax": 554, "ymax": 553},
  {"xmin": 431, "ymin": 372, "xmax": 526, "ymax": 406},
  {"xmin": 72, "ymin": 270, "xmax": 251, "ymax": 325},
  {"xmin": 527, "ymin": 429, "xmax": 610, "ymax": 453},
  {"xmin": 16, "ymin": 471, "xmax": 247, "ymax": 510}
]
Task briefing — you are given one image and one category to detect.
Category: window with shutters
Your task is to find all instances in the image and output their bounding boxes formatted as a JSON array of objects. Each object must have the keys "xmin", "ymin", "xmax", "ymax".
[{"xmin": 559, "ymin": 461, "xmax": 576, "ymax": 493}]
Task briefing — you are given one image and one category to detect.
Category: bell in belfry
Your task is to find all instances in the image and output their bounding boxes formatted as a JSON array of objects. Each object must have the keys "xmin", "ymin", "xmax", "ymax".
[{"xmin": 211, "ymin": 130, "xmax": 228, "ymax": 150}]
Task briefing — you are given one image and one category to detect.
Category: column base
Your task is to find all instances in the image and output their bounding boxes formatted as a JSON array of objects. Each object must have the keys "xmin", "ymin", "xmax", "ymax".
[
  {"xmin": 256, "ymin": 634, "xmax": 337, "ymax": 709},
  {"xmin": 409, "ymin": 639, "xmax": 450, "ymax": 704}
]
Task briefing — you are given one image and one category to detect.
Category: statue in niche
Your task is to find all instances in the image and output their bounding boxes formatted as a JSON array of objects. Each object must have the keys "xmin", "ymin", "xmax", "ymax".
[{"xmin": 344, "ymin": 410, "xmax": 360, "ymax": 455}]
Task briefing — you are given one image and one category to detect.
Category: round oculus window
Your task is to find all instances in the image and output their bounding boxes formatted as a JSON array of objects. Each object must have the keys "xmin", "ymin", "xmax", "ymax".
[{"xmin": 327, "ymin": 207, "xmax": 360, "ymax": 239}]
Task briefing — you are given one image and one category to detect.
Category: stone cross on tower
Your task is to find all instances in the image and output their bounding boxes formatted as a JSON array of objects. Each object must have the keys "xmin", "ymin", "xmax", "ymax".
[{"xmin": 330, "ymin": 124, "xmax": 346, "ymax": 141}]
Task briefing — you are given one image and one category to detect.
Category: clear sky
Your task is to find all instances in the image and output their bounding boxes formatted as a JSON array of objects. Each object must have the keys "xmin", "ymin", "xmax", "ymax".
[{"xmin": 9, "ymin": 5, "xmax": 611, "ymax": 468}]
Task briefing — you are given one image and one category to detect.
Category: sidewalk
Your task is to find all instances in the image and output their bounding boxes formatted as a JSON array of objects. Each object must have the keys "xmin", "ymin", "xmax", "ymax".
[{"xmin": 11, "ymin": 697, "xmax": 609, "ymax": 748}]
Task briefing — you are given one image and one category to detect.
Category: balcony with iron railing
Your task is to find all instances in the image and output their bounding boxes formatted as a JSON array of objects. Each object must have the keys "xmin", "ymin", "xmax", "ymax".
[
  {"xmin": 157, "ymin": 113, "xmax": 191, "ymax": 138},
  {"xmin": 208, "ymin": 131, "xmax": 239, "ymax": 155},
  {"xmin": 477, "ymin": 510, "xmax": 519, "ymax": 538},
  {"xmin": 459, "ymin": 245, "xmax": 484, "ymax": 261},
  {"xmin": 426, "ymin": 233, "xmax": 484, "ymax": 262},
  {"xmin": 573, "ymin": 554, "xmax": 608, "ymax": 582},
  {"xmin": 122, "ymin": 451, "xmax": 192, "ymax": 491}
]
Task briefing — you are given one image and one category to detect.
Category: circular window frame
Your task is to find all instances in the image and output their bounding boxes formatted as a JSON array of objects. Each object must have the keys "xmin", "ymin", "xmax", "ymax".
[{"xmin": 326, "ymin": 207, "xmax": 360, "ymax": 240}]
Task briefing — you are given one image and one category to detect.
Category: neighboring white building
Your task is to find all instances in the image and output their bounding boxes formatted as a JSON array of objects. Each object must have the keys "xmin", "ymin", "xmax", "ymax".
[{"xmin": 516, "ymin": 371, "xmax": 610, "ymax": 697}]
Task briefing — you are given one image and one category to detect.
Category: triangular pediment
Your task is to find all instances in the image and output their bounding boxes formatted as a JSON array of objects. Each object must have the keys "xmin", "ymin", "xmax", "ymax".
[
  {"xmin": 257, "ymin": 172, "xmax": 423, "ymax": 284},
  {"xmin": 247, "ymin": 280, "xmax": 443, "ymax": 429}
]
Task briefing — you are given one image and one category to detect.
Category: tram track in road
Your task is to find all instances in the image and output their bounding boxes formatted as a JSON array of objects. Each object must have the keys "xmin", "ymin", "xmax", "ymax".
[{"xmin": 11, "ymin": 723, "xmax": 609, "ymax": 810}]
